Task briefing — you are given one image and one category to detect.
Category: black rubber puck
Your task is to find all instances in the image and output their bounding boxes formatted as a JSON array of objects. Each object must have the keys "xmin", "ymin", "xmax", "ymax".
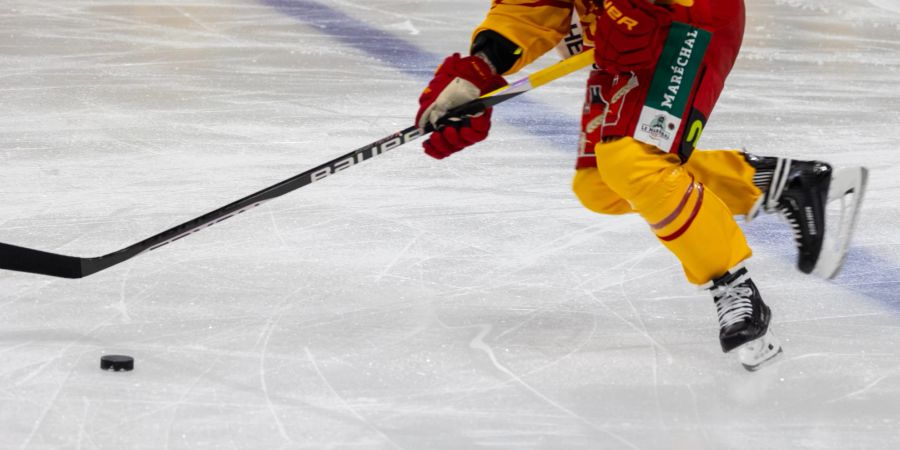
[{"xmin": 100, "ymin": 354, "xmax": 134, "ymax": 372}]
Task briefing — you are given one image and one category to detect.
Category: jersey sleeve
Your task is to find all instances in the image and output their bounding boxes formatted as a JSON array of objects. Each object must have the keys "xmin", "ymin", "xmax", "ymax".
[{"xmin": 471, "ymin": 0, "xmax": 575, "ymax": 75}]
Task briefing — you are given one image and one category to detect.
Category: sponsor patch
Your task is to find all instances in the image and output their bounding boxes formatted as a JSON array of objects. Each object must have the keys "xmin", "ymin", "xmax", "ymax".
[{"xmin": 633, "ymin": 22, "xmax": 711, "ymax": 153}]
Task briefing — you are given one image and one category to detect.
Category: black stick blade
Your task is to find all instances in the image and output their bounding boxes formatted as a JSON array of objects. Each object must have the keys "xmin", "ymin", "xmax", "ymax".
[{"xmin": 0, "ymin": 242, "xmax": 85, "ymax": 278}]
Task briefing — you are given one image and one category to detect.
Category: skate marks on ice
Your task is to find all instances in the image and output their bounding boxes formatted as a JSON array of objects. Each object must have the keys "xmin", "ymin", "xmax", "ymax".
[
  {"xmin": 260, "ymin": 0, "xmax": 434, "ymax": 76},
  {"xmin": 867, "ymin": 0, "xmax": 900, "ymax": 15},
  {"xmin": 776, "ymin": 0, "xmax": 900, "ymax": 23},
  {"xmin": 261, "ymin": 0, "xmax": 582, "ymax": 149},
  {"xmin": 1, "ymin": 0, "xmax": 900, "ymax": 449}
]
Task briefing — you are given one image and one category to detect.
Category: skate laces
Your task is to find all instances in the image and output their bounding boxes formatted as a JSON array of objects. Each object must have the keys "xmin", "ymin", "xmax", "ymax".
[
  {"xmin": 747, "ymin": 158, "xmax": 792, "ymax": 222},
  {"xmin": 711, "ymin": 272, "xmax": 754, "ymax": 328},
  {"xmin": 754, "ymin": 158, "xmax": 805, "ymax": 248},
  {"xmin": 776, "ymin": 201, "xmax": 804, "ymax": 249},
  {"xmin": 765, "ymin": 158, "xmax": 792, "ymax": 212}
]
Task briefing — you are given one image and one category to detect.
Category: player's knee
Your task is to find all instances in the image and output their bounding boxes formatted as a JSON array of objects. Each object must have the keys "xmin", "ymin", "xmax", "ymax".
[
  {"xmin": 571, "ymin": 168, "xmax": 631, "ymax": 215},
  {"xmin": 594, "ymin": 137, "xmax": 680, "ymax": 200},
  {"xmin": 594, "ymin": 138, "xmax": 646, "ymax": 195}
]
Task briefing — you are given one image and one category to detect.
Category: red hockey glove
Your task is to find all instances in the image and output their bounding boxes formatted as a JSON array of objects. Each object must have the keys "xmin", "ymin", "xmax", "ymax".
[
  {"xmin": 415, "ymin": 53, "xmax": 507, "ymax": 159},
  {"xmin": 594, "ymin": 0, "xmax": 673, "ymax": 73}
]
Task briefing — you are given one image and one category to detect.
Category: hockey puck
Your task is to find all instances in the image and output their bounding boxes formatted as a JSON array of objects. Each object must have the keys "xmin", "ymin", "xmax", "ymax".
[{"xmin": 100, "ymin": 355, "xmax": 134, "ymax": 372}]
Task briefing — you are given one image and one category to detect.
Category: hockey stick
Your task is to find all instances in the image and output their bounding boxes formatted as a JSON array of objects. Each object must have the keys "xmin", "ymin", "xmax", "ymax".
[{"xmin": 0, "ymin": 49, "xmax": 595, "ymax": 279}]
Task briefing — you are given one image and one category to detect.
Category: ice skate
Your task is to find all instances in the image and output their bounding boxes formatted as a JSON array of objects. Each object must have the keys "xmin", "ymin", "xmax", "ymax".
[
  {"xmin": 707, "ymin": 266, "xmax": 783, "ymax": 371},
  {"xmin": 737, "ymin": 331, "xmax": 783, "ymax": 371},
  {"xmin": 745, "ymin": 153, "xmax": 868, "ymax": 279}
]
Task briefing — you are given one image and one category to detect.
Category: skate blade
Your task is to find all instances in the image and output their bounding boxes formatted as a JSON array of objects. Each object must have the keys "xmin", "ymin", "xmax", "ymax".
[
  {"xmin": 738, "ymin": 334, "xmax": 784, "ymax": 372},
  {"xmin": 741, "ymin": 346, "xmax": 783, "ymax": 372},
  {"xmin": 813, "ymin": 166, "xmax": 869, "ymax": 279}
]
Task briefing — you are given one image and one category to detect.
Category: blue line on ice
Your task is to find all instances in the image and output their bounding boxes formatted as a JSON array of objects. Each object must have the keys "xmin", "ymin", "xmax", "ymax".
[
  {"xmin": 260, "ymin": 0, "xmax": 580, "ymax": 150},
  {"xmin": 264, "ymin": 0, "xmax": 899, "ymax": 308}
]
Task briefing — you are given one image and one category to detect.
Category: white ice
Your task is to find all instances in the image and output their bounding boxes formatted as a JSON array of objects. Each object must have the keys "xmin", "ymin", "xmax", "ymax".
[{"xmin": 1, "ymin": 0, "xmax": 899, "ymax": 448}]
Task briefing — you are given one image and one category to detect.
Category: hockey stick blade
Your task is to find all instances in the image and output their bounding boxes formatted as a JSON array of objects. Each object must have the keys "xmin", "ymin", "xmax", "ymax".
[{"xmin": 0, "ymin": 50, "xmax": 595, "ymax": 279}]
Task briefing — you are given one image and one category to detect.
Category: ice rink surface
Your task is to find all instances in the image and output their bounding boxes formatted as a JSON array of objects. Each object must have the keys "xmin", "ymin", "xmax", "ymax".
[{"xmin": 1, "ymin": 0, "xmax": 899, "ymax": 448}]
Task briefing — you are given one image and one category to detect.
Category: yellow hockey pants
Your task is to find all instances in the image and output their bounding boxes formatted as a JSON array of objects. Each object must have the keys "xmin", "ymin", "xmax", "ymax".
[{"xmin": 572, "ymin": 138, "xmax": 759, "ymax": 284}]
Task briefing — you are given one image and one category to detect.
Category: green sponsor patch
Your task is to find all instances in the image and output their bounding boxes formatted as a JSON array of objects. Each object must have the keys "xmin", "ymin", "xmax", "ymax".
[{"xmin": 633, "ymin": 22, "xmax": 712, "ymax": 152}]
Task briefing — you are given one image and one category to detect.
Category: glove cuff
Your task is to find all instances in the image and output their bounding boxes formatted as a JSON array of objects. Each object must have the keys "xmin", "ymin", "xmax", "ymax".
[{"xmin": 443, "ymin": 53, "xmax": 507, "ymax": 94}]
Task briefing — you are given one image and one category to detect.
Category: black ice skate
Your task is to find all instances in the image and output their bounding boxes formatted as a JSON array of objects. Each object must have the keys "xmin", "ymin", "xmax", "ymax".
[
  {"xmin": 707, "ymin": 266, "xmax": 783, "ymax": 371},
  {"xmin": 745, "ymin": 153, "xmax": 868, "ymax": 279}
]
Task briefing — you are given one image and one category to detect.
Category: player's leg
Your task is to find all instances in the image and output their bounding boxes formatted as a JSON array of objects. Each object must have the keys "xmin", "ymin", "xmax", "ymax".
[
  {"xmin": 574, "ymin": 143, "xmax": 782, "ymax": 370},
  {"xmin": 683, "ymin": 150, "xmax": 760, "ymax": 216},
  {"xmin": 595, "ymin": 137, "xmax": 781, "ymax": 370},
  {"xmin": 578, "ymin": 147, "xmax": 856, "ymax": 226},
  {"xmin": 571, "ymin": 167, "xmax": 633, "ymax": 215},
  {"xmin": 595, "ymin": 138, "xmax": 750, "ymax": 283}
]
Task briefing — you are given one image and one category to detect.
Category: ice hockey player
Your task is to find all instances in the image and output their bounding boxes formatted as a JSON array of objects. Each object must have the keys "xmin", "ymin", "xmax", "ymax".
[{"xmin": 413, "ymin": 0, "xmax": 867, "ymax": 371}]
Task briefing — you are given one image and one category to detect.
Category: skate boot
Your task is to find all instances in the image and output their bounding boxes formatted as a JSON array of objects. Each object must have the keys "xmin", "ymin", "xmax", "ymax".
[
  {"xmin": 744, "ymin": 153, "xmax": 868, "ymax": 279},
  {"xmin": 707, "ymin": 266, "xmax": 783, "ymax": 371}
]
